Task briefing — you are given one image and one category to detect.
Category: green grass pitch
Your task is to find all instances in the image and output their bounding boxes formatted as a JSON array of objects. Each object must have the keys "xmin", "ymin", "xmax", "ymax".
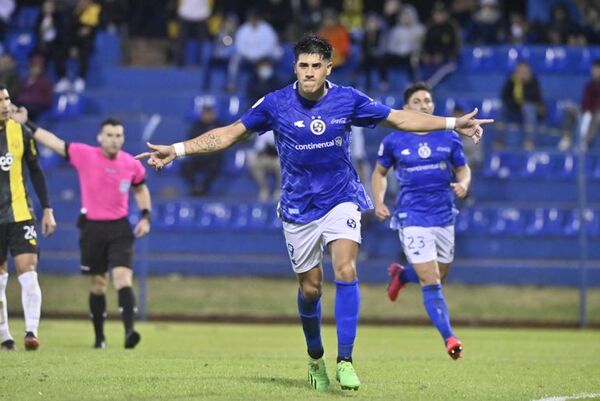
[{"xmin": 1, "ymin": 320, "xmax": 599, "ymax": 401}]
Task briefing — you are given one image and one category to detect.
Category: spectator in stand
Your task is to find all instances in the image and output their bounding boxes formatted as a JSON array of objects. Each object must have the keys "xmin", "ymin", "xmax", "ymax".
[
  {"xmin": 202, "ymin": 13, "xmax": 239, "ymax": 91},
  {"xmin": 228, "ymin": 9, "xmax": 280, "ymax": 92},
  {"xmin": 100, "ymin": 0, "xmax": 129, "ymax": 33},
  {"xmin": 421, "ymin": 2, "xmax": 461, "ymax": 87},
  {"xmin": 0, "ymin": 53, "xmax": 21, "ymax": 99},
  {"xmin": 340, "ymin": 0, "xmax": 364, "ymax": 36},
  {"xmin": 382, "ymin": 0, "xmax": 416, "ymax": 27},
  {"xmin": 451, "ymin": 0, "xmax": 476, "ymax": 30},
  {"xmin": 507, "ymin": 12, "xmax": 530, "ymax": 45},
  {"xmin": 318, "ymin": 9, "xmax": 351, "ymax": 68},
  {"xmin": 35, "ymin": 0, "xmax": 66, "ymax": 77},
  {"xmin": 469, "ymin": 0, "xmax": 504, "ymax": 44},
  {"xmin": 258, "ymin": 0, "xmax": 293, "ymax": 38},
  {"xmin": 545, "ymin": 3, "xmax": 577, "ymax": 45},
  {"xmin": 0, "ymin": 0, "xmax": 14, "ymax": 41},
  {"xmin": 180, "ymin": 102, "xmax": 225, "ymax": 196},
  {"xmin": 16, "ymin": 54, "xmax": 53, "ymax": 121},
  {"xmin": 500, "ymin": 60, "xmax": 545, "ymax": 150},
  {"xmin": 358, "ymin": 12, "xmax": 386, "ymax": 91},
  {"xmin": 301, "ymin": 0, "xmax": 325, "ymax": 33},
  {"xmin": 580, "ymin": 60, "xmax": 600, "ymax": 151},
  {"xmin": 583, "ymin": 6, "xmax": 600, "ymax": 44},
  {"xmin": 55, "ymin": 0, "xmax": 102, "ymax": 93},
  {"xmin": 381, "ymin": 7, "xmax": 424, "ymax": 89},
  {"xmin": 173, "ymin": 0, "xmax": 211, "ymax": 67}
]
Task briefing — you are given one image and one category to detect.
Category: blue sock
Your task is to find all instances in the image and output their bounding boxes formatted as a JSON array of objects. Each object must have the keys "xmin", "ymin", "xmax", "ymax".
[
  {"xmin": 297, "ymin": 290, "xmax": 323, "ymax": 359},
  {"xmin": 335, "ymin": 280, "xmax": 360, "ymax": 361},
  {"xmin": 399, "ymin": 266, "xmax": 419, "ymax": 284},
  {"xmin": 422, "ymin": 284, "xmax": 454, "ymax": 341}
]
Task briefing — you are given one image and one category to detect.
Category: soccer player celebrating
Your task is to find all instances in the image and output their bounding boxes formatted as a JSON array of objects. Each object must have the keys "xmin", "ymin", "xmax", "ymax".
[
  {"xmin": 371, "ymin": 83, "xmax": 470, "ymax": 360},
  {"xmin": 0, "ymin": 86, "xmax": 56, "ymax": 351},
  {"xmin": 137, "ymin": 35, "xmax": 490, "ymax": 390},
  {"xmin": 13, "ymin": 109, "xmax": 151, "ymax": 350}
]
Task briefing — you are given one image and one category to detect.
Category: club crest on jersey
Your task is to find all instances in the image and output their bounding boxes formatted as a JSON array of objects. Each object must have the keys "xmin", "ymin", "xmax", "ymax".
[
  {"xmin": 0, "ymin": 152, "xmax": 13, "ymax": 171},
  {"xmin": 310, "ymin": 118, "xmax": 326, "ymax": 136},
  {"xmin": 335, "ymin": 136, "xmax": 343, "ymax": 146},
  {"xmin": 418, "ymin": 143, "xmax": 431, "ymax": 159},
  {"xmin": 439, "ymin": 161, "xmax": 448, "ymax": 170}
]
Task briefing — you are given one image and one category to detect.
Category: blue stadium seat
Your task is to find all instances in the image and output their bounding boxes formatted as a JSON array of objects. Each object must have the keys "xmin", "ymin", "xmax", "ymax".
[
  {"xmin": 526, "ymin": 208, "xmax": 565, "ymax": 236},
  {"xmin": 479, "ymin": 98, "xmax": 502, "ymax": 119},
  {"xmin": 5, "ymin": 32, "xmax": 36, "ymax": 62},
  {"xmin": 564, "ymin": 209, "xmax": 600, "ymax": 237},
  {"xmin": 461, "ymin": 46, "xmax": 497, "ymax": 72},
  {"xmin": 483, "ymin": 151, "xmax": 525, "ymax": 179},
  {"xmin": 233, "ymin": 203, "xmax": 271, "ymax": 230},
  {"xmin": 197, "ymin": 202, "xmax": 233, "ymax": 229},
  {"xmin": 489, "ymin": 207, "xmax": 528, "ymax": 235},
  {"xmin": 577, "ymin": 47, "xmax": 600, "ymax": 73},
  {"xmin": 521, "ymin": 151, "xmax": 554, "ymax": 179},
  {"xmin": 540, "ymin": 47, "xmax": 569, "ymax": 73},
  {"xmin": 9, "ymin": 6, "xmax": 40, "ymax": 31},
  {"xmin": 51, "ymin": 94, "xmax": 84, "ymax": 118},
  {"xmin": 467, "ymin": 208, "xmax": 492, "ymax": 234},
  {"xmin": 503, "ymin": 46, "xmax": 534, "ymax": 72},
  {"xmin": 455, "ymin": 208, "xmax": 472, "ymax": 234}
]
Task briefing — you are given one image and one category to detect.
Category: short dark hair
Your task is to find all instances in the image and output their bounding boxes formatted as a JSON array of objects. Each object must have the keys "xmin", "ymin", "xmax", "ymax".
[
  {"xmin": 293, "ymin": 34, "xmax": 332, "ymax": 61},
  {"xmin": 403, "ymin": 82, "xmax": 433, "ymax": 104},
  {"xmin": 100, "ymin": 117, "xmax": 123, "ymax": 129},
  {"xmin": 0, "ymin": 84, "xmax": 7, "ymax": 91}
]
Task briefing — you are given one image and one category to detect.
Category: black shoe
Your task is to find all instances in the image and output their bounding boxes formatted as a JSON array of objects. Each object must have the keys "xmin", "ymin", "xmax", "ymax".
[
  {"xmin": 1, "ymin": 339, "xmax": 16, "ymax": 350},
  {"xmin": 94, "ymin": 339, "xmax": 107, "ymax": 349},
  {"xmin": 124, "ymin": 330, "xmax": 140, "ymax": 349},
  {"xmin": 24, "ymin": 332, "xmax": 39, "ymax": 351}
]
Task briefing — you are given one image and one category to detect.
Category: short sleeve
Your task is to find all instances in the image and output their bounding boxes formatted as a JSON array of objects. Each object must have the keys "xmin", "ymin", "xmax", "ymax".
[
  {"xmin": 350, "ymin": 88, "xmax": 392, "ymax": 128},
  {"xmin": 240, "ymin": 93, "xmax": 277, "ymax": 134},
  {"xmin": 376, "ymin": 134, "xmax": 396, "ymax": 169},
  {"xmin": 67, "ymin": 142, "xmax": 92, "ymax": 170},
  {"xmin": 450, "ymin": 133, "xmax": 467, "ymax": 168},
  {"xmin": 131, "ymin": 158, "xmax": 147, "ymax": 185}
]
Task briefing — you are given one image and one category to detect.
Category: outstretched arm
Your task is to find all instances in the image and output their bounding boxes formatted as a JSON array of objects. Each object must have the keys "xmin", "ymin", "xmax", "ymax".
[
  {"xmin": 11, "ymin": 106, "xmax": 67, "ymax": 157},
  {"xmin": 371, "ymin": 163, "xmax": 391, "ymax": 221},
  {"xmin": 380, "ymin": 108, "xmax": 492, "ymax": 144},
  {"xmin": 135, "ymin": 120, "xmax": 252, "ymax": 170}
]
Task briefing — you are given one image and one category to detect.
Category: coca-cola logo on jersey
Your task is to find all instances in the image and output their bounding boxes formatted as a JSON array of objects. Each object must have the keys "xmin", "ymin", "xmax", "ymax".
[{"xmin": 0, "ymin": 152, "xmax": 13, "ymax": 171}]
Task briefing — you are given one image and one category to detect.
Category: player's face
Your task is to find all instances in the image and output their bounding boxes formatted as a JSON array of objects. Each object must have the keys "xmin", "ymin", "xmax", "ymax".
[
  {"xmin": 404, "ymin": 90, "xmax": 435, "ymax": 115},
  {"xmin": 97, "ymin": 124, "xmax": 125, "ymax": 157},
  {"xmin": 294, "ymin": 53, "xmax": 332, "ymax": 98},
  {"xmin": 0, "ymin": 89, "xmax": 12, "ymax": 121}
]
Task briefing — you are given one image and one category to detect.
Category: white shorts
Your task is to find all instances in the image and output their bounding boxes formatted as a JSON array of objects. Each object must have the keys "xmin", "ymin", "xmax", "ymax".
[
  {"xmin": 282, "ymin": 202, "xmax": 362, "ymax": 274},
  {"xmin": 398, "ymin": 226, "xmax": 455, "ymax": 265}
]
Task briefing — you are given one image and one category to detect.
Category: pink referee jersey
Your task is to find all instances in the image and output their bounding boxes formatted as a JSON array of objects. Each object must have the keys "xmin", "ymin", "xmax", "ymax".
[{"xmin": 67, "ymin": 143, "xmax": 146, "ymax": 221}]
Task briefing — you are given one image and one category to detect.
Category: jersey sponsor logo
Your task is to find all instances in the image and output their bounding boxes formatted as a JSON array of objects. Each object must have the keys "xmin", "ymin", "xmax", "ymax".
[
  {"xmin": 310, "ymin": 118, "xmax": 326, "ymax": 135},
  {"xmin": 405, "ymin": 163, "xmax": 442, "ymax": 173},
  {"xmin": 294, "ymin": 137, "xmax": 343, "ymax": 151},
  {"xmin": 294, "ymin": 120, "xmax": 305, "ymax": 128},
  {"xmin": 401, "ymin": 148, "xmax": 411, "ymax": 156},
  {"xmin": 418, "ymin": 143, "xmax": 431, "ymax": 159},
  {"xmin": 346, "ymin": 218, "xmax": 357, "ymax": 229},
  {"xmin": 330, "ymin": 117, "xmax": 347, "ymax": 125},
  {"xmin": 0, "ymin": 152, "xmax": 14, "ymax": 171},
  {"xmin": 437, "ymin": 146, "xmax": 451, "ymax": 153},
  {"xmin": 288, "ymin": 208, "xmax": 299, "ymax": 215},
  {"xmin": 119, "ymin": 179, "xmax": 131, "ymax": 194},
  {"xmin": 439, "ymin": 161, "xmax": 448, "ymax": 170}
]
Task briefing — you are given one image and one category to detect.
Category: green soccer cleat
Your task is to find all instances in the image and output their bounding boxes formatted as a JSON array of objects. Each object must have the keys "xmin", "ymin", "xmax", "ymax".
[
  {"xmin": 307, "ymin": 356, "xmax": 330, "ymax": 391},
  {"xmin": 335, "ymin": 360, "xmax": 360, "ymax": 391}
]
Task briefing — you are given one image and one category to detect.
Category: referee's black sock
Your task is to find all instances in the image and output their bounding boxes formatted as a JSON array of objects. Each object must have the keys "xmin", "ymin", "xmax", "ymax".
[
  {"xmin": 118, "ymin": 287, "xmax": 136, "ymax": 333},
  {"xmin": 89, "ymin": 293, "xmax": 106, "ymax": 341}
]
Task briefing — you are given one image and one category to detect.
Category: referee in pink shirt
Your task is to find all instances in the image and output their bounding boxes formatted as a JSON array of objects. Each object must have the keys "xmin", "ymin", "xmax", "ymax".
[{"xmin": 15, "ymin": 108, "xmax": 151, "ymax": 349}]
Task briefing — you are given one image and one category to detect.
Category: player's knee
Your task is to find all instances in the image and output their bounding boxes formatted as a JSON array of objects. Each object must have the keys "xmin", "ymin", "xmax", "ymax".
[
  {"xmin": 334, "ymin": 263, "xmax": 357, "ymax": 282},
  {"xmin": 90, "ymin": 276, "xmax": 108, "ymax": 294},
  {"xmin": 300, "ymin": 283, "xmax": 322, "ymax": 301}
]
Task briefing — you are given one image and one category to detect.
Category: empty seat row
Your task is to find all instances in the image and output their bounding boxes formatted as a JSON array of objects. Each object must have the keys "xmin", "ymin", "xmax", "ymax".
[
  {"xmin": 461, "ymin": 45, "xmax": 600, "ymax": 74},
  {"xmin": 455, "ymin": 207, "xmax": 600, "ymax": 237},
  {"xmin": 483, "ymin": 151, "xmax": 600, "ymax": 180}
]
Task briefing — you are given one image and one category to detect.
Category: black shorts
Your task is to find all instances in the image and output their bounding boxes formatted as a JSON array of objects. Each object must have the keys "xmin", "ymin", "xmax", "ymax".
[
  {"xmin": 78, "ymin": 216, "xmax": 134, "ymax": 275},
  {"xmin": 0, "ymin": 220, "xmax": 39, "ymax": 263}
]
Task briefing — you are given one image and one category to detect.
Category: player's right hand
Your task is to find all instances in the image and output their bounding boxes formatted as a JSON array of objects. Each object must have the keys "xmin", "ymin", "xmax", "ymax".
[
  {"xmin": 374, "ymin": 203, "xmax": 391, "ymax": 221},
  {"xmin": 135, "ymin": 142, "xmax": 176, "ymax": 171}
]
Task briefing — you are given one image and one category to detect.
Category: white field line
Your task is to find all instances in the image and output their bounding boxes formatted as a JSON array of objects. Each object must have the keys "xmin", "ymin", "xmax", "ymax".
[{"xmin": 532, "ymin": 393, "xmax": 600, "ymax": 401}]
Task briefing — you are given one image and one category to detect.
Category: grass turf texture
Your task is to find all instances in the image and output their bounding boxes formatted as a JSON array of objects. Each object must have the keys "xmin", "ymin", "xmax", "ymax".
[
  {"xmin": 6, "ymin": 275, "xmax": 600, "ymax": 324},
  {"xmin": 1, "ymin": 320, "xmax": 599, "ymax": 401}
]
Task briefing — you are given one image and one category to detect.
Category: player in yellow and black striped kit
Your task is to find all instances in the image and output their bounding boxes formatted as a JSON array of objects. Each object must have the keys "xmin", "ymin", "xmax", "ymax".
[{"xmin": 0, "ymin": 85, "xmax": 56, "ymax": 351}]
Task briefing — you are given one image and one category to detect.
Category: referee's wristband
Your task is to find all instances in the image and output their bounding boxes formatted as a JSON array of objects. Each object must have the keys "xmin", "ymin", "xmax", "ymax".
[
  {"xmin": 173, "ymin": 142, "xmax": 186, "ymax": 158},
  {"xmin": 445, "ymin": 117, "xmax": 456, "ymax": 131},
  {"xmin": 25, "ymin": 120, "xmax": 40, "ymax": 133},
  {"xmin": 140, "ymin": 209, "xmax": 151, "ymax": 223}
]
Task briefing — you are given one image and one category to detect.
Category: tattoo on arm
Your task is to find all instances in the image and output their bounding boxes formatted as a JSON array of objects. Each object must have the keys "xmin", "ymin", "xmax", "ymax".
[{"xmin": 190, "ymin": 131, "xmax": 222, "ymax": 153}]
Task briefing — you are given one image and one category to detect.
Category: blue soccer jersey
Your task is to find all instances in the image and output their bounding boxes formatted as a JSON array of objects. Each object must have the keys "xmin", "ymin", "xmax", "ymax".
[
  {"xmin": 377, "ymin": 130, "xmax": 467, "ymax": 228},
  {"xmin": 241, "ymin": 81, "xmax": 391, "ymax": 224}
]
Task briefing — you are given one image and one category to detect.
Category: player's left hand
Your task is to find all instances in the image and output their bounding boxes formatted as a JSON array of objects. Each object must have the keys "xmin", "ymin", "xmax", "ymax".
[
  {"xmin": 134, "ymin": 218, "xmax": 150, "ymax": 238},
  {"xmin": 41, "ymin": 208, "xmax": 57, "ymax": 237},
  {"xmin": 455, "ymin": 108, "xmax": 493, "ymax": 144},
  {"xmin": 450, "ymin": 182, "xmax": 468, "ymax": 198}
]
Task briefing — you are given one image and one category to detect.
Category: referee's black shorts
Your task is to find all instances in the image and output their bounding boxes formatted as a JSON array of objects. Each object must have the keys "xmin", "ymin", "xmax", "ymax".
[
  {"xmin": 0, "ymin": 220, "xmax": 39, "ymax": 263},
  {"xmin": 78, "ymin": 216, "xmax": 134, "ymax": 275}
]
